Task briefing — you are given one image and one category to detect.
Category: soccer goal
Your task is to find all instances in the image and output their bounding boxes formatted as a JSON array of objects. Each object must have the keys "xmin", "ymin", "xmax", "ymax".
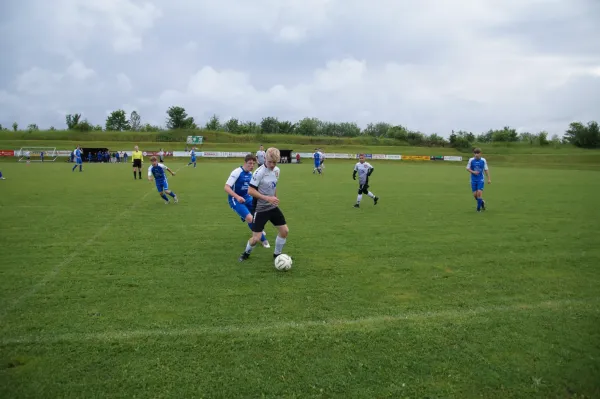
[{"xmin": 17, "ymin": 147, "xmax": 58, "ymax": 162}]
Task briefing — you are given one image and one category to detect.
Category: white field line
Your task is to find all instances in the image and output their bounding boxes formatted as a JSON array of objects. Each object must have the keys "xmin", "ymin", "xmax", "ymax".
[
  {"xmin": 1, "ymin": 297, "xmax": 597, "ymax": 346},
  {"xmin": 0, "ymin": 166, "xmax": 186, "ymax": 322}
]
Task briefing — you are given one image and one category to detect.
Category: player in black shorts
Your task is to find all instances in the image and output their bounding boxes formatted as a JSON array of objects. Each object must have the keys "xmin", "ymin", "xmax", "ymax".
[{"xmin": 239, "ymin": 147, "xmax": 290, "ymax": 262}]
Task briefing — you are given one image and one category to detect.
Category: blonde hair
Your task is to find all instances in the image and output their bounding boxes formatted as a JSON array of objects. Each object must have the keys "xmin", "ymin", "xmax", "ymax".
[{"xmin": 266, "ymin": 147, "xmax": 280, "ymax": 162}]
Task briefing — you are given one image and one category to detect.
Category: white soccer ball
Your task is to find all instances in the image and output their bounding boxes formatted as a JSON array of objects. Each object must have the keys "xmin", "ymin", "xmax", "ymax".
[{"xmin": 274, "ymin": 254, "xmax": 292, "ymax": 271}]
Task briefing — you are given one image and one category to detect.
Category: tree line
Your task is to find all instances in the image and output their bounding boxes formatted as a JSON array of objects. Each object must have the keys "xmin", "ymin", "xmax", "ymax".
[{"xmin": 1, "ymin": 106, "xmax": 598, "ymax": 149}]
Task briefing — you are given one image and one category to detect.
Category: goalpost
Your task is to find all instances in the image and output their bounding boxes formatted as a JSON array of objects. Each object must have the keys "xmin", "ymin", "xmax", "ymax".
[{"xmin": 17, "ymin": 147, "xmax": 58, "ymax": 162}]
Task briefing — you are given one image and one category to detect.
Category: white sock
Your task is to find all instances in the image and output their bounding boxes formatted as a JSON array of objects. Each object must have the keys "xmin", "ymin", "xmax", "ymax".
[
  {"xmin": 367, "ymin": 191, "xmax": 375, "ymax": 198},
  {"xmin": 357, "ymin": 194, "xmax": 363, "ymax": 203},
  {"xmin": 274, "ymin": 236, "xmax": 286, "ymax": 255},
  {"xmin": 245, "ymin": 241, "xmax": 256, "ymax": 254}
]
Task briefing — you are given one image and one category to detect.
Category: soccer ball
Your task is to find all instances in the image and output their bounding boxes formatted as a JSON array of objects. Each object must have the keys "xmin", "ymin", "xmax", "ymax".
[{"xmin": 274, "ymin": 254, "xmax": 292, "ymax": 271}]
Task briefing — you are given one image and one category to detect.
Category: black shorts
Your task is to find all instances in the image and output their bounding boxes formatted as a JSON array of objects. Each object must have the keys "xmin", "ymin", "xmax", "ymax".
[
  {"xmin": 252, "ymin": 207, "xmax": 286, "ymax": 232},
  {"xmin": 133, "ymin": 159, "xmax": 142, "ymax": 168},
  {"xmin": 358, "ymin": 184, "xmax": 370, "ymax": 194}
]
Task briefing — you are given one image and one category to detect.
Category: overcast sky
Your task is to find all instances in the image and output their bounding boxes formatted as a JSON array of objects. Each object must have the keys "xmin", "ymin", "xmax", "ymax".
[{"xmin": 1, "ymin": 0, "xmax": 599, "ymax": 136}]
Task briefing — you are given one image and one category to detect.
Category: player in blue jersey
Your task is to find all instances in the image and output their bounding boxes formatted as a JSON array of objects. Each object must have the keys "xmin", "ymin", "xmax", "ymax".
[
  {"xmin": 187, "ymin": 148, "xmax": 197, "ymax": 168},
  {"xmin": 224, "ymin": 154, "xmax": 270, "ymax": 248},
  {"xmin": 466, "ymin": 148, "xmax": 491, "ymax": 212},
  {"xmin": 0, "ymin": 170, "xmax": 5, "ymax": 180},
  {"xmin": 147, "ymin": 156, "xmax": 179, "ymax": 204},
  {"xmin": 312, "ymin": 148, "xmax": 322, "ymax": 174},
  {"xmin": 71, "ymin": 146, "xmax": 83, "ymax": 172}
]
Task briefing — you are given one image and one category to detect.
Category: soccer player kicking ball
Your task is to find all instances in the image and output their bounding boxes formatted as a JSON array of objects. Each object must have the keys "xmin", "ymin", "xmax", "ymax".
[
  {"xmin": 147, "ymin": 156, "xmax": 179, "ymax": 204},
  {"xmin": 224, "ymin": 154, "xmax": 270, "ymax": 248},
  {"xmin": 353, "ymin": 154, "xmax": 379, "ymax": 208},
  {"xmin": 466, "ymin": 148, "xmax": 491, "ymax": 212},
  {"xmin": 239, "ymin": 148, "xmax": 289, "ymax": 262},
  {"xmin": 187, "ymin": 148, "xmax": 197, "ymax": 168}
]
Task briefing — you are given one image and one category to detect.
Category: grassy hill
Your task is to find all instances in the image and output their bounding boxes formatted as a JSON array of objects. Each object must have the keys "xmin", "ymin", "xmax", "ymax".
[{"xmin": 1, "ymin": 130, "xmax": 599, "ymax": 169}]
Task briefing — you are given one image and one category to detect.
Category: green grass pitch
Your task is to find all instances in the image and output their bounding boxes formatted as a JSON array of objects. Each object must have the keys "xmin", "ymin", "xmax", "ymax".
[{"xmin": 0, "ymin": 159, "xmax": 599, "ymax": 398}]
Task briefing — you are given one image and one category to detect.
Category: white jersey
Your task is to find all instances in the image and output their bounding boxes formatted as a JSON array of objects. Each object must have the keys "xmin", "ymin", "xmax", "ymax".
[
  {"xmin": 250, "ymin": 164, "xmax": 280, "ymax": 212},
  {"xmin": 354, "ymin": 161, "xmax": 373, "ymax": 185},
  {"xmin": 256, "ymin": 150, "xmax": 266, "ymax": 165}
]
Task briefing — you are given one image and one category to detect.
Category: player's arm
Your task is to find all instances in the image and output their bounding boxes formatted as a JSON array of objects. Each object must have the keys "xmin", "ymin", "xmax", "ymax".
[
  {"xmin": 466, "ymin": 158, "xmax": 478, "ymax": 175},
  {"xmin": 352, "ymin": 164, "xmax": 358, "ymax": 180},
  {"xmin": 224, "ymin": 184, "xmax": 244, "ymax": 202},
  {"xmin": 483, "ymin": 159, "xmax": 491, "ymax": 182},
  {"xmin": 248, "ymin": 185, "xmax": 278, "ymax": 205},
  {"xmin": 147, "ymin": 166, "xmax": 153, "ymax": 181},
  {"xmin": 162, "ymin": 164, "xmax": 176, "ymax": 176}
]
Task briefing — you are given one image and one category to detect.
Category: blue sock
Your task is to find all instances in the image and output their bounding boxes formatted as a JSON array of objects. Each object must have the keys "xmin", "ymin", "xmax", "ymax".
[
  {"xmin": 477, "ymin": 198, "xmax": 482, "ymax": 210},
  {"xmin": 72, "ymin": 165, "xmax": 77, "ymax": 171},
  {"xmin": 194, "ymin": 162, "xmax": 196, "ymax": 168},
  {"xmin": 167, "ymin": 191, "xmax": 176, "ymax": 198},
  {"xmin": 161, "ymin": 194, "xmax": 169, "ymax": 202},
  {"xmin": 0, "ymin": 171, "xmax": 3, "ymax": 178},
  {"xmin": 79, "ymin": 165, "xmax": 82, "ymax": 171}
]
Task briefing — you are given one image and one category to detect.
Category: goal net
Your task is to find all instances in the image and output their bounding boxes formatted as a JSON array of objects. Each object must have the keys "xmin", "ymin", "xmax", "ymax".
[{"xmin": 17, "ymin": 147, "xmax": 58, "ymax": 162}]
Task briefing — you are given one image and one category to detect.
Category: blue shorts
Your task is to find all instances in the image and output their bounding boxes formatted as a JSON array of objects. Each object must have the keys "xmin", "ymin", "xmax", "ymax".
[
  {"xmin": 471, "ymin": 180, "xmax": 484, "ymax": 192},
  {"xmin": 230, "ymin": 196, "xmax": 253, "ymax": 221},
  {"xmin": 156, "ymin": 179, "xmax": 169, "ymax": 192},
  {"xmin": 190, "ymin": 157, "xmax": 196, "ymax": 162},
  {"xmin": 314, "ymin": 162, "xmax": 320, "ymax": 168},
  {"xmin": 76, "ymin": 158, "xmax": 82, "ymax": 164}
]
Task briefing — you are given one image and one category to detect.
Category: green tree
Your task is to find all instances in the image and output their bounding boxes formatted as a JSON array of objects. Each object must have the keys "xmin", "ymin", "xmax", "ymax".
[
  {"xmin": 166, "ymin": 106, "xmax": 196, "ymax": 129},
  {"xmin": 278, "ymin": 120, "xmax": 296, "ymax": 134},
  {"xmin": 295, "ymin": 118, "xmax": 320, "ymax": 136},
  {"xmin": 129, "ymin": 111, "xmax": 141, "ymax": 131},
  {"xmin": 239, "ymin": 121, "xmax": 260, "ymax": 134},
  {"xmin": 66, "ymin": 114, "xmax": 81, "ymax": 130},
  {"xmin": 93, "ymin": 124, "xmax": 103, "ymax": 131},
  {"xmin": 205, "ymin": 114, "xmax": 221, "ymax": 131},
  {"xmin": 49, "ymin": 126, "xmax": 56, "ymax": 131},
  {"xmin": 260, "ymin": 117, "xmax": 280, "ymax": 133},
  {"xmin": 387, "ymin": 125, "xmax": 409, "ymax": 141},
  {"xmin": 363, "ymin": 122, "xmax": 391, "ymax": 137},
  {"xmin": 224, "ymin": 118, "xmax": 240, "ymax": 133},
  {"xmin": 12, "ymin": 122, "xmax": 18, "ymax": 131},
  {"xmin": 105, "ymin": 109, "xmax": 130, "ymax": 131},
  {"xmin": 564, "ymin": 121, "xmax": 599, "ymax": 148},
  {"xmin": 75, "ymin": 119, "xmax": 93, "ymax": 132},
  {"xmin": 537, "ymin": 131, "xmax": 549, "ymax": 146},
  {"xmin": 27, "ymin": 123, "xmax": 39, "ymax": 132}
]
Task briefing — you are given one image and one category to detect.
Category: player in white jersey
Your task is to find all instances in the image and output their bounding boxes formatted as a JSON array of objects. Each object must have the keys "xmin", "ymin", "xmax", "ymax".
[
  {"xmin": 353, "ymin": 154, "xmax": 379, "ymax": 208},
  {"xmin": 319, "ymin": 148, "xmax": 326, "ymax": 173},
  {"xmin": 239, "ymin": 147, "xmax": 290, "ymax": 262},
  {"xmin": 256, "ymin": 145, "xmax": 266, "ymax": 167}
]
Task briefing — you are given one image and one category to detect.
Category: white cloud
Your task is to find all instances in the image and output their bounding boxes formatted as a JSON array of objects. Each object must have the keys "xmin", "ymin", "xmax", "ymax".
[
  {"xmin": 116, "ymin": 73, "xmax": 133, "ymax": 92},
  {"xmin": 66, "ymin": 61, "xmax": 96, "ymax": 80},
  {"xmin": 1, "ymin": 0, "xmax": 599, "ymax": 134}
]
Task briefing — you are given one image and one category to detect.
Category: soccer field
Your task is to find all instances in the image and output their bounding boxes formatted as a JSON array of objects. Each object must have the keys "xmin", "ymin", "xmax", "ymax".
[{"xmin": 0, "ymin": 159, "xmax": 599, "ymax": 398}]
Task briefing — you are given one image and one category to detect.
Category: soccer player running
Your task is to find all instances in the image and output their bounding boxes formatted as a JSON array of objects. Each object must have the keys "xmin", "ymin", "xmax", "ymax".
[
  {"xmin": 353, "ymin": 154, "xmax": 379, "ymax": 208},
  {"xmin": 71, "ymin": 146, "xmax": 83, "ymax": 172},
  {"xmin": 239, "ymin": 148, "xmax": 289, "ymax": 262},
  {"xmin": 319, "ymin": 148, "xmax": 326, "ymax": 173},
  {"xmin": 187, "ymin": 148, "xmax": 197, "ymax": 168},
  {"xmin": 132, "ymin": 145, "xmax": 143, "ymax": 179},
  {"xmin": 0, "ymin": 171, "xmax": 5, "ymax": 180},
  {"xmin": 466, "ymin": 148, "xmax": 491, "ymax": 212},
  {"xmin": 312, "ymin": 148, "xmax": 322, "ymax": 174},
  {"xmin": 147, "ymin": 156, "xmax": 179, "ymax": 204},
  {"xmin": 256, "ymin": 145, "xmax": 266, "ymax": 168},
  {"xmin": 158, "ymin": 148, "xmax": 165, "ymax": 163},
  {"xmin": 224, "ymin": 154, "xmax": 270, "ymax": 248}
]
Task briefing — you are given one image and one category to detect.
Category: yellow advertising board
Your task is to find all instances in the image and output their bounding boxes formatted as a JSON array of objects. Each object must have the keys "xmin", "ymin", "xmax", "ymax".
[{"xmin": 402, "ymin": 155, "xmax": 430, "ymax": 161}]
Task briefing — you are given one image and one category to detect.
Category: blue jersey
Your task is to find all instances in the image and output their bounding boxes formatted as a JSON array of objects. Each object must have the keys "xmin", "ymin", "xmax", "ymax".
[
  {"xmin": 466, "ymin": 157, "xmax": 488, "ymax": 182},
  {"xmin": 190, "ymin": 150, "xmax": 196, "ymax": 160},
  {"xmin": 75, "ymin": 149, "xmax": 82, "ymax": 159},
  {"xmin": 225, "ymin": 166, "xmax": 253, "ymax": 204},
  {"xmin": 313, "ymin": 152, "xmax": 321, "ymax": 166},
  {"xmin": 148, "ymin": 163, "xmax": 168, "ymax": 182}
]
